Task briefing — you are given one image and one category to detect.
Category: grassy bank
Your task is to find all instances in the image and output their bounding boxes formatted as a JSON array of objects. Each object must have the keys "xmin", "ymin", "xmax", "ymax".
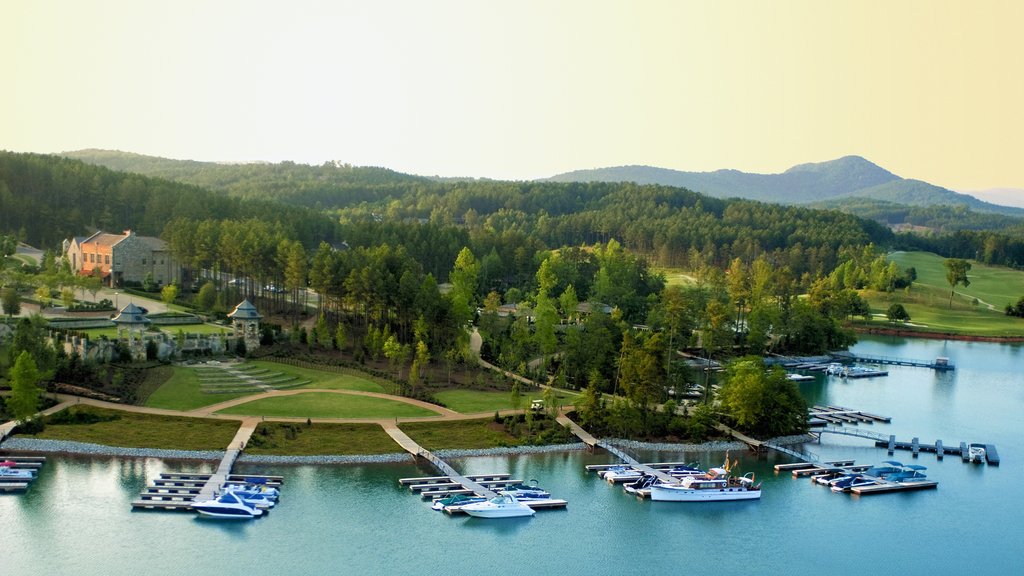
[
  {"xmin": 433, "ymin": 388, "xmax": 576, "ymax": 414},
  {"xmin": 25, "ymin": 406, "xmax": 239, "ymax": 450},
  {"xmin": 245, "ymin": 422, "xmax": 400, "ymax": 455}
]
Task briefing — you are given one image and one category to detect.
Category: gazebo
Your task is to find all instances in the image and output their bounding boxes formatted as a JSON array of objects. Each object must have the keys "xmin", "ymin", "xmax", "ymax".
[
  {"xmin": 227, "ymin": 299, "xmax": 262, "ymax": 351},
  {"xmin": 112, "ymin": 302, "xmax": 150, "ymax": 361}
]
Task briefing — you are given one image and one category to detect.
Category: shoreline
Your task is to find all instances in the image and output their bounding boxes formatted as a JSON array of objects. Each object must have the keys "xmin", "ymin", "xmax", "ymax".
[
  {"xmin": 0, "ymin": 434, "xmax": 814, "ymax": 464},
  {"xmin": 853, "ymin": 326, "xmax": 1024, "ymax": 342}
]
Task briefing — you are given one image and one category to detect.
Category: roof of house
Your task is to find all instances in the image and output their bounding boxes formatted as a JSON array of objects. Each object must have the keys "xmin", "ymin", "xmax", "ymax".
[
  {"xmin": 227, "ymin": 299, "xmax": 263, "ymax": 320},
  {"xmin": 112, "ymin": 303, "xmax": 151, "ymax": 325}
]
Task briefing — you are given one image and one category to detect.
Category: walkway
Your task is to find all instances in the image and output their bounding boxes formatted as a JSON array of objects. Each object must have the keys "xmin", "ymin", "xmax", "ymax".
[
  {"xmin": 381, "ymin": 423, "xmax": 497, "ymax": 498},
  {"xmin": 557, "ymin": 413, "xmax": 679, "ymax": 485},
  {"xmin": 192, "ymin": 418, "xmax": 259, "ymax": 503}
]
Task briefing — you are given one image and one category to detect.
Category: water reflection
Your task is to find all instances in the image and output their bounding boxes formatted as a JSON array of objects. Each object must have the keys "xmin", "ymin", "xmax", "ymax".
[{"xmin": 458, "ymin": 514, "xmax": 535, "ymax": 534}]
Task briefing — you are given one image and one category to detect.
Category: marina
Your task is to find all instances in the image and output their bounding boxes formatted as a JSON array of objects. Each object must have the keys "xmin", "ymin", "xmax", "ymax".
[{"xmin": 0, "ymin": 453, "xmax": 46, "ymax": 492}]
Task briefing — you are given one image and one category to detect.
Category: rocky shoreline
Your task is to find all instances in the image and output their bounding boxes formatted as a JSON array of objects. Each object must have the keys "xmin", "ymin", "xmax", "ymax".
[{"xmin": 0, "ymin": 434, "xmax": 816, "ymax": 464}]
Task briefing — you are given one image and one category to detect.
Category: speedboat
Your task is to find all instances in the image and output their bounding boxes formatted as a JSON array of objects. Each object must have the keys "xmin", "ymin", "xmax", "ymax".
[
  {"xmin": 223, "ymin": 486, "xmax": 275, "ymax": 509},
  {"xmin": 650, "ymin": 469, "xmax": 761, "ymax": 502},
  {"xmin": 226, "ymin": 483, "xmax": 279, "ymax": 501},
  {"xmin": 831, "ymin": 475, "xmax": 878, "ymax": 492},
  {"xmin": 460, "ymin": 492, "xmax": 536, "ymax": 518},
  {"xmin": 968, "ymin": 444, "xmax": 986, "ymax": 464},
  {"xmin": 0, "ymin": 461, "xmax": 34, "ymax": 479},
  {"xmin": 601, "ymin": 466, "xmax": 642, "ymax": 483},
  {"xmin": 863, "ymin": 462, "xmax": 904, "ymax": 479},
  {"xmin": 825, "ymin": 363, "xmax": 844, "ymax": 376},
  {"xmin": 191, "ymin": 491, "xmax": 263, "ymax": 519},
  {"xmin": 812, "ymin": 471, "xmax": 847, "ymax": 486},
  {"xmin": 430, "ymin": 494, "xmax": 485, "ymax": 511},
  {"xmin": 892, "ymin": 465, "xmax": 928, "ymax": 483},
  {"xmin": 502, "ymin": 481, "xmax": 551, "ymax": 499},
  {"xmin": 667, "ymin": 464, "xmax": 707, "ymax": 477}
]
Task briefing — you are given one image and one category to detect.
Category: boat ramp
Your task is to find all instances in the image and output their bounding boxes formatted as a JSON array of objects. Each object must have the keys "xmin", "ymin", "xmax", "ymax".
[{"xmin": 387, "ymin": 423, "xmax": 567, "ymax": 513}]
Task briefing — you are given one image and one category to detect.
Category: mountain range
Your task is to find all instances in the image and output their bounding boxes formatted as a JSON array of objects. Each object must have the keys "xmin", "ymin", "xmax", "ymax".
[{"xmin": 545, "ymin": 156, "xmax": 1024, "ymax": 216}]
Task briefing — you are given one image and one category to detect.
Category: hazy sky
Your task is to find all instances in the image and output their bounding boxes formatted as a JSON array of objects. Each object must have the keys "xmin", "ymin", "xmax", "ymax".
[{"xmin": 3, "ymin": 1, "xmax": 1022, "ymax": 189}]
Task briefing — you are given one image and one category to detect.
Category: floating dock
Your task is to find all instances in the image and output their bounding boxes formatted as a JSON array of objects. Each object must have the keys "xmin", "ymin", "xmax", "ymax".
[
  {"xmin": 830, "ymin": 351, "xmax": 954, "ymax": 371},
  {"xmin": 809, "ymin": 405, "xmax": 890, "ymax": 426},
  {"xmin": 0, "ymin": 453, "xmax": 46, "ymax": 493},
  {"xmin": 387, "ymin": 423, "xmax": 567, "ymax": 511}
]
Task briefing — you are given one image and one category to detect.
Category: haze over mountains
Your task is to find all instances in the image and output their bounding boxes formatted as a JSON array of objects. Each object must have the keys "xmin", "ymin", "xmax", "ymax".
[
  {"xmin": 59, "ymin": 149, "xmax": 1024, "ymax": 219},
  {"xmin": 546, "ymin": 156, "xmax": 1024, "ymax": 216}
]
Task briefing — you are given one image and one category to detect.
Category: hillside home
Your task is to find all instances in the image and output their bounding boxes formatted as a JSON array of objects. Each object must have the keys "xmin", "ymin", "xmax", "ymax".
[{"xmin": 63, "ymin": 230, "xmax": 179, "ymax": 287}]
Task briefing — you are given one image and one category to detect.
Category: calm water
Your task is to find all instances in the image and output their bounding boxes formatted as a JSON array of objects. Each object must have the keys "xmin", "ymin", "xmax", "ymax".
[{"xmin": 2, "ymin": 335, "xmax": 1021, "ymax": 574}]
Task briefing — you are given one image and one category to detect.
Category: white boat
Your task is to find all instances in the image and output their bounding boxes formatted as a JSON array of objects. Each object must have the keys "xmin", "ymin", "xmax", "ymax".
[
  {"xmin": 825, "ymin": 363, "xmax": 844, "ymax": 376},
  {"xmin": 786, "ymin": 373, "xmax": 815, "ymax": 382},
  {"xmin": 191, "ymin": 491, "xmax": 263, "ymax": 519},
  {"xmin": 460, "ymin": 492, "xmax": 536, "ymax": 518},
  {"xmin": 223, "ymin": 486, "xmax": 275, "ymax": 509},
  {"xmin": 649, "ymin": 468, "xmax": 761, "ymax": 502},
  {"xmin": 601, "ymin": 466, "xmax": 642, "ymax": 483},
  {"xmin": 968, "ymin": 444, "xmax": 986, "ymax": 464}
]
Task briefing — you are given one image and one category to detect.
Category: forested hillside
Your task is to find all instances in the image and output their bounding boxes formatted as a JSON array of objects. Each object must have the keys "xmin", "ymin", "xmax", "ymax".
[{"xmin": 0, "ymin": 151, "xmax": 341, "ymax": 248}]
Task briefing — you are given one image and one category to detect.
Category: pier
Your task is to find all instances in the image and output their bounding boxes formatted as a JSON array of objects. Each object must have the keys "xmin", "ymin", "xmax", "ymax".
[
  {"xmin": 385, "ymin": 423, "xmax": 499, "ymax": 499},
  {"xmin": 830, "ymin": 351, "xmax": 954, "ymax": 371},
  {"xmin": 558, "ymin": 414, "xmax": 681, "ymax": 486},
  {"xmin": 812, "ymin": 427, "xmax": 999, "ymax": 465},
  {"xmin": 130, "ymin": 418, "xmax": 281, "ymax": 511}
]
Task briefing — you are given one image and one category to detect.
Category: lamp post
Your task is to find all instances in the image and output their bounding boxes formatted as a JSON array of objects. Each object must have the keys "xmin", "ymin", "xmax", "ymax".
[{"xmin": 114, "ymin": 291, "xmax": 119, "ymax": 310}]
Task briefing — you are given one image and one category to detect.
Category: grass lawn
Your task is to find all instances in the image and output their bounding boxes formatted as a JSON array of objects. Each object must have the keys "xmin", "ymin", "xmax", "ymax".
[
  {"xmin": 434, "ymin": 388, "xmax": 577, "ymax": 414},
  {"xmin": 80, "ymin": 323, "xmax": 232, "ymax": 339},
  {"xmin": 857, "ymin": 252, "xmax": 1024, "ymax": 336},
  {"xmin": 400, "ymin": 418, "xmax": 524, "ymax": 449},
  {"xmin": 215, "ymin": 392, "xmax": 440, "ymax": 418},
  {"xmin": 245, "ymin": 422, "xmax": 401, "ymax": 455},
  {"xmin": 145, "ymin": 360, "xmax": 388, "ymax": 411},
  {"xmin": 28, "ymin": 406, "xmax": 239, "ymax": 450},
  {"xmin": 651, "ymin": 266, "xmax": 697, "ymax": 287}
]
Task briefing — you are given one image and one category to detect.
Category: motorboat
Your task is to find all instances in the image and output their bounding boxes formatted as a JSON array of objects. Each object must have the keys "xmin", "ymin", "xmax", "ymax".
[
  {"xmin": 667, "ymin": 464, "xmax": 707, "ymax": 477},
  {"xmin": 786, "ymin": 373, "xmax": 815, "ymax": 382},
  {"xmin": 460, "ymin": 492, "xmax": 536, "ymax": 518},
  {"xmin": 892, "ymin": 465, "xmax": 928, "ymax": 483},
  {"xmin": 812, "ymin": 471, "xmax": 847, "ymax": 486},
  {"xmin": 0, "ymin": 465, "xmax": 35, "ymax": 481},
  {"xmin": 502, "ymin": 482, "xmax": 551, "ymax": 499},
  {"xmin": 623, "ymin": 474, "xmax": 661, "ymax": 496},
  {"xmin": 191, "ymin": 491, "xmax": 263, "ymax": 519},
  {"xmin": 222, "ymin": 486, "xmax": 275, "ymax": 509},
  {"xmin": 650, "ymin": 469, "xmax": 761, "ymax": 502},
  {"xmin": 430, "ymin": 494, "xmax": 485, "ymax": 511},
  {"xmin": 862, "ymin": 462, "xmax": 904, "ymax": 479},
  {"xmin": 601, "ymin": 466, "xmax": 642, "ymax": 483},
  {"xmin": 227, "ymin": 482, "xmax": 279, "ymax": 501},
  {"xmin": 831, "ymin": 474, "xmax": 878, "ymax": 493},
  {"xmin": 825, "ymin": 363, "xmax": 844, "ymax": 376},
  {"xmin": 968, "ymin": 444, "xmax": 986, "ymax": 464}
]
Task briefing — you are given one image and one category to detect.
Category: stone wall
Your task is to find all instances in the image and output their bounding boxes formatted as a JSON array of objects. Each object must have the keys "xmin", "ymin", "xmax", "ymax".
[{"xmin": 112, "ymin": 234, "xmax": 179, "ymax": 286}]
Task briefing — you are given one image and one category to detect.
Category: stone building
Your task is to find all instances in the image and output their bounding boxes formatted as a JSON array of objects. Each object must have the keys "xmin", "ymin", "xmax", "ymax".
[
  {"xmin": 63, "ymin": 230, "xmax": 179, "ymax": 287},
  {"xmin": 227, "ymin": 299, "xmax": 262, "ymax": 352}
]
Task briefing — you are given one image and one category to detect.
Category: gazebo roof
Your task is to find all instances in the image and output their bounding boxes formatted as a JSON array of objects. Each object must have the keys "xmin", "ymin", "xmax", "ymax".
[
  {"xmin": 112, "ymin": 303, "xmax": 151, "ymax": 325},
  {"xmin": 227, "ymin": 299, "xmax": 263, "ymax": 320}
]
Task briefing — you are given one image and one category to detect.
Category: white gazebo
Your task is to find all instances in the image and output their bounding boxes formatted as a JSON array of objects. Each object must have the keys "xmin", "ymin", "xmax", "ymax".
[{"xmin": 112, "ymin": 302, "xmax": 150, "ymax": 361}]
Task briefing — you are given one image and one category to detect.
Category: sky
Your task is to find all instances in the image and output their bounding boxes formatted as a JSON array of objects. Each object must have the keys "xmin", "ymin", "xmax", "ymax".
[{"xmin": 2, "ymin": 1, "xmax": 1023, "ymax": 192}]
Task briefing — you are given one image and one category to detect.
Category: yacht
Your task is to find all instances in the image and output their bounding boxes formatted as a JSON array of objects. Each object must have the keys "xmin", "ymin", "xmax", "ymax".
[
  {"xmin": 191, "ymin": 491, "xmax": 263, "ymax": 519},
  {"xmin": 460, "ymin": 492, "xmax": 536, "ymax": 518},
  {"xmin": 649, "ymin": 469, "xmax": 761, "ymax": 502}
]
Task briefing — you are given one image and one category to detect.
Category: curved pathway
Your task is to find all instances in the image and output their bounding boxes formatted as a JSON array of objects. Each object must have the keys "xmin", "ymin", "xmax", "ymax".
[{"xmin": 190, "ymin": 388, "xmax": 462, "ymax": 418}]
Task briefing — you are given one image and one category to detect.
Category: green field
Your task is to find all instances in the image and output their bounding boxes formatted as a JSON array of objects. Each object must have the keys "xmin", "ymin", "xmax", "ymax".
[
  {"xmin": 400, "ymin": 418, "xmax": 523, "ymax": 449},
  {"xmin": 245, "ymin": 422, "xmax": 401, "ymax": 455},
  {"xmin": 29, "ymin": 406, "xmax": 239, "ymax": 450},
  {"xmin": 144, "ymin": 360, "xmax": 388, "ymax": 411},
  {"xmin": 79, "ymin": 323, "xmax": 231, "ymax": 339},
  {"xmin": 858, "ymin": 252, "xmax": 1024, "ymax": 336},
  {"xmin": 215, "ymin": 392, "xmax": 440, "ymax": 418},
  {"xmin": 652, "ymin": 266, "xmax": 697, "ymax": 287},
  {"xmin": 433, "ymin": 388, "xmax": 576, "ymax": 414}
]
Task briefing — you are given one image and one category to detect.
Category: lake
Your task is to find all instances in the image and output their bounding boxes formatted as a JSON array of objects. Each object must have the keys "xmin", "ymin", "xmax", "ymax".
[{"xmin": 2, "ymin": 335, "xmax": 1020, "ymax": 574}]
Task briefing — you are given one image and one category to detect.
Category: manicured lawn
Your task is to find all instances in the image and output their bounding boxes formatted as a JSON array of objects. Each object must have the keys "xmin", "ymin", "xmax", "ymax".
[
  {"xmin": 80, "ymin": 323, "xmax": 232, "ymax": 339},
  {"xmin": 245, "ymin": 422, "xmax": 401, "ymax": 455},
  {"xmin": 215, "ymin": 392, "xmax": 440, "ymax": 418},
  {"xmin": 434, "ymin": 388, "xmax": 576, "ymax": 414},
  {"xmin": 652, "ymin": 266, "xmax": 697, "ymax": 287},
  {"xmin": 400, "ymin": 418, "xmax": 523, "ymax": 449},
  {"xmin": 145, "ymin": 360, "xmax": 388, "ymax": 411},
  {"xmin": 856, "ymin": 251, "xmax": 1024, "ymax": 336},
  {"xmin": 28, "ymin": 406, "xmax": 239, "ymax": 450}
]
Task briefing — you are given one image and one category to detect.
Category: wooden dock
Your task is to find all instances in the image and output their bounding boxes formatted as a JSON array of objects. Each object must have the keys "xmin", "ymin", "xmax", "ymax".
[
  {"xmin": 0, "ymin": 482, "xmax": 29, "ymax": 492},
  {"xmin": 130, "ymin": 419, "xmax": 278, "ymax": 511},
  {"xmin": 558, "ymin": 414, "xmax": 680, "ymax": 486},
  {"xmin": 384, "ymin": 423, "xmax": 498, "ymax": 499},
  {"xmin": 809, "ymin": 405, "xmax": 890, "ymax": 426},
  {"xmin": 0, "ymin": 453, "xmax": 46, "ymax": 493},
  {"xmin": 830, "ymin": 351, "xmax": 954, "ymax": 371}
]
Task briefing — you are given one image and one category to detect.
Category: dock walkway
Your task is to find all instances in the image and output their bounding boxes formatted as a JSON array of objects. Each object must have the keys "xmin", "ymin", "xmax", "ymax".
[
  {"xmin": 830, "ymin": 351, "xmax": 954, "ymax": 371},
  {"xmin": 557, "ymin": 414, "xmax": 679, "ymax": 485},
  {"xmin": 189, "ymin": 418, "xmax": 259, "ymax": 504},
  {"xmin": 382, "ymin": 423, "xmax": 497, "ymax": 499}
]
